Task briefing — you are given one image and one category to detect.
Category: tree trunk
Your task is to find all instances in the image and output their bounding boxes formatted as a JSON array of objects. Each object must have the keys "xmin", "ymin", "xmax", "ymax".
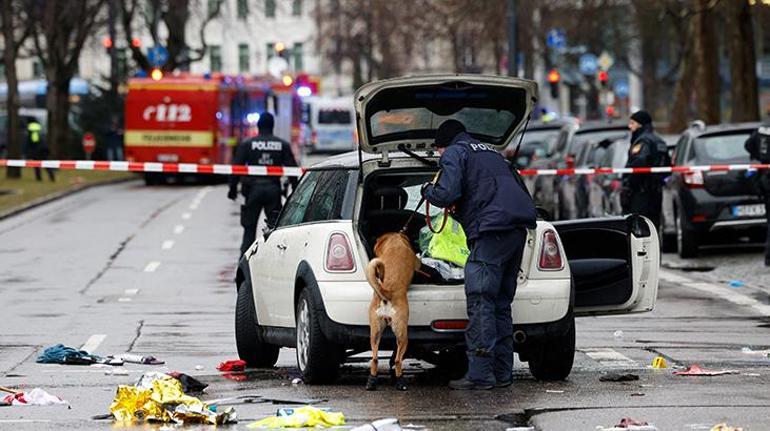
[
  {"xmin": 725, "ymin": 0, "xmax": 759, "ymax": 122},
  {"xmin": 692, "ymin": 0, "xmax": 720, "ymax": 125},
  {"xmin": 1, "ymin": 0, "xmax": 21, "ymax": 178},
  {"xmin": 669, "ymin": 21, "xmax": 696, "ymax": 134},
  {"xmin": 46, "ymin": 77, "xmax": 72, "ymax": 160}
]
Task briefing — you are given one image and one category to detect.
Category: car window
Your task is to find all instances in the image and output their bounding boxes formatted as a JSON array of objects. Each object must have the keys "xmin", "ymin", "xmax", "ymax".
[
  {"xmin": 303, "ymin": 170, "xmax": 350, "ymax": 222},
  {"xmin": 317, "ymin": 109, "xmax": 352, "ymax": 125},
  {"xmin": 693, "ymin": 133, "xmax": 752, "ymax": 163},
  {"xmin": 277, "ymin": 171, "xmax": 321, "ymax": 228},
  {"xmin": 554, "ymin": 129, "xmax": 569, "ymax": 155},
  {"xmin": 673, "ymin": 136, "xmax": 689, "ymax": 165}
]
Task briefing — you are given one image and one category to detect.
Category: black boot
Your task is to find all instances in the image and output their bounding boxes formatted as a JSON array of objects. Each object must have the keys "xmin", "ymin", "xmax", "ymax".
[{"xmin": 394, "ymin": 376, "xmax": 407, "ymax": 391}]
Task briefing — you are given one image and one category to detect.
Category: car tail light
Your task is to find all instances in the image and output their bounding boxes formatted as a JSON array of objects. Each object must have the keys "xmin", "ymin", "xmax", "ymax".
[
  {"xmin": 311, "ymin": 130, "xmax": 318, "ymax": 146},
  {"xmin": 538, "ymin": 229, "xmax": 563, "ymax": 270},
  {"xmin": 431, "ymin": 320, "xmax": 468, "ymax": 331},
  {"xmin": 325, "ymin": 232, "xmax": 355, "ymax": 272},
  {"xmin": 683, "ymin": 171, "xmax": 704, "ymax": 189},
  {"xmin": 691, "ymin": 214, "xmax": 706, "ymax": 222}
]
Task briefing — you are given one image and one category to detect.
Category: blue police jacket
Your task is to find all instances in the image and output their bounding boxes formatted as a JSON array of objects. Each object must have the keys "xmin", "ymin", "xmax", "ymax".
[{"xmin": 422, "ymin": 132, "xmax": 537, "ymax": 240}]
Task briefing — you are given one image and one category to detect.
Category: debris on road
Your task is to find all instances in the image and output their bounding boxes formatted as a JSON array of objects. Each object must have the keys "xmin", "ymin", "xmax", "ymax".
[
  {"xmin": 740, "ymin": 347, "xmax": 770, "ymax": 356},
  {"xmin": 104, "ymin": 368, "xmax": 130, "ymax": 376},
  {"xmin": 630, "ymin": 392, "xmax": 645, "ymax": 397},
  {"xmin": 36, "ymin": 344, "xmax": 122, "ymax": 366},
  {"xmin": 600, "ymin": 373, "xmax": 640, "ymax": 382},
  {"xmin": 109, "ymin": 373, "xmax": 236, "ymax": 424},
  {"xmin": 545, "ymin": 389, "xmax": 564, "ymax": 394},
  {"xmin": 1, "ymin": 387, "xmax": 69, "ymax": 407},
  {"xmin": 217, "ymin": 359, "xmax": 247, "ymax": 372},
  {"xmin": 728, "ymin": 280, "xmax": 745, "ymax": 288},
  {"xmin": 166, "ymin": 371, "xmax": 208, "ymax": 393},
  {"xmin": 292, "ymin": 377, "xmax": 303, "ymax": 385},
  {"xmin": 651, "ymin": 356, "xmax": 668, "ymax": 369},
  {"xmin": 710, "ymin": 423, "xmax": 743, "ymax": 431},
  {"xmin": 613, "ymin": 330, "xmax": 624, "ymax": 339},
  {"xmin": 247, "ymin": 406, "xmax": 345, "ymax": 429},
  {"xmin": 115, "ymin": 354, "xmax": 165, "ymax": 365},
  {"xmin": 597, "ymin": 417, "xmax": 658, "ymax": 430},
  {"xmin": 673, "ymin": 365, "xmax": 739, "ymax": 376}
]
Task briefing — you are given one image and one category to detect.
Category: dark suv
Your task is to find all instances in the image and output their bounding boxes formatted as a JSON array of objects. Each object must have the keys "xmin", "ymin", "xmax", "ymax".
[{"xmin": 662, "ymin": 122, "xmax": 766, "ymax": 257}]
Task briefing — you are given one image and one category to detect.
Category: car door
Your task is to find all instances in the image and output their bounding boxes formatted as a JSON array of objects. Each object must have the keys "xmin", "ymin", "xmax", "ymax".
[
  {"xmin": 552, "ymin": 214, "xmax": 659, "ymax": 315},
  {"xmin": 250, "ymin": 171, "xmax": 321, "ymax": 326}
]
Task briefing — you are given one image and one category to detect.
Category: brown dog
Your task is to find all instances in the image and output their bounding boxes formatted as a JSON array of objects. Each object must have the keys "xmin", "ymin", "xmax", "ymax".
[{"xmin": 364, "ymin": 232, "xmax": 421, "ymax": 391}]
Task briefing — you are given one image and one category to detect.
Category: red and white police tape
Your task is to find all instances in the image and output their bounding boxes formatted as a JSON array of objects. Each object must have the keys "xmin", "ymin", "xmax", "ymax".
[{"xmin": 1, "ymin": 159, "xmax": 770, "ymax": 177}]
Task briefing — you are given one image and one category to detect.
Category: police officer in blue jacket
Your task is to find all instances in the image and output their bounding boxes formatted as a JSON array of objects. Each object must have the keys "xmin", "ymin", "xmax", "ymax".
[{"xmin": 421, "ymin": 120, "xmax": 537, "ymax": 390}]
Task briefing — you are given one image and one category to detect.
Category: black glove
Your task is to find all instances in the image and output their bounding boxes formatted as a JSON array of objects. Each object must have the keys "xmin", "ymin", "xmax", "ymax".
[
  {"xmin": 420, "ymin": 182, "xmax": 432, "ymax": 197},
  {"xmin": 227, "ymin": 187, "xmax": 238, "ymax": 201}
]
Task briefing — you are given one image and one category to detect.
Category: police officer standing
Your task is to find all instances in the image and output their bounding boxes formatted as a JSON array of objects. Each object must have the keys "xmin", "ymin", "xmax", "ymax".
[
  {"xmin": 228, "ymin": 113, "xmax": 298, "ymax": 255},
  {"xmin": 24, "ymin": 117, "xmax": 55, "ymax": 182},
  {"xmin": 421, "ymin": 120, "xmax": 537, "ymax": 390},
  {"xmin": 744, "ymin": 113, "xmax": 770, "ymax": 267},
  {"xmin": 622, "ymin": 110, "xmax": 668, "ymax": 229}
]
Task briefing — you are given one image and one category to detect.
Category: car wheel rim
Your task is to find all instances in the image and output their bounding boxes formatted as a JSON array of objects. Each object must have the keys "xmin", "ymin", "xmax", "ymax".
[{"xmin": 297, "ymin": 298, "xmax": 310, "ymax": 371}]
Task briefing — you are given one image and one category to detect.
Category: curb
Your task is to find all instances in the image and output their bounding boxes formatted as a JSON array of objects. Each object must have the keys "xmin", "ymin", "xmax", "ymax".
[{"xmin": 0, "ymin": 175, "xmax": 139, "ymax": 221}]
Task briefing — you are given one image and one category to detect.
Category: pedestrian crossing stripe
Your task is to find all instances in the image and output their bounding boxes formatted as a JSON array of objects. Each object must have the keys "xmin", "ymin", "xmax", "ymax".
[{"xmin": 582, "ymin": 348, "xmax": 639, "ymax": 368}]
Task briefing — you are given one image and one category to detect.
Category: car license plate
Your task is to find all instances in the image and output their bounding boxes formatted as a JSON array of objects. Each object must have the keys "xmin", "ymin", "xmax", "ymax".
[
  {"xmin": 157, "ymin": 154, "xmax": 179, "ymax": 162},
  {"xmin": 732, "ymin": 204, "xmax": 766, "ymax": 217}
]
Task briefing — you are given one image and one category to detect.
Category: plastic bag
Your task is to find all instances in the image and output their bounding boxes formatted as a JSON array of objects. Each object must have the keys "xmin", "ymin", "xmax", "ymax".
[
  {"xmin": 419, "ymin": 213, "xmax": 469, "ymax": 267},
  {"xmin": 248, "ymin": 406, "xmax": 345, "ymax": 429}
]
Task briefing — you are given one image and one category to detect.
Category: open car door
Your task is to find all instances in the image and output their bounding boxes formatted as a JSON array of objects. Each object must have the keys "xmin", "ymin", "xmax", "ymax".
[{"xmin": 552, "ymin": 215, "xmax": 659, "ymax": 316}]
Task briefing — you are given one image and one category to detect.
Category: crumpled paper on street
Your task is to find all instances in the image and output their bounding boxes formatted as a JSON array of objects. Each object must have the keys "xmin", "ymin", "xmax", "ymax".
[
  {"xmin": 109, "ymin": 373, "xmax": 235, "ymax": 424},
  {"xmin": 2, "ymin": 388, "xmax": 69, "ymax": 406},
  {"xmin": 672, "ymin": 365, "xmax": 739, "ymax": 376},
  {"xmin": 247, "ymin": 406, "xmax": 345, "ymax": 429}
]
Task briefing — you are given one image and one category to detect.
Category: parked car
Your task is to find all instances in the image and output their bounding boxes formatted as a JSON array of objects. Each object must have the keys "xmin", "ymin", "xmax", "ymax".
[
  {"xmin": 661, "ymin": 121, "xmax": 766, "ymax": 257},
  {"xmin": 503, "ymin": 121, "xmax": 563, "ymax": 195},
  {"xmin": 302, "ymin": 96, "xmax": 357, "ymax": 153},
  {"xmin": 233, "ymin": 74, "xmax": 660, "ymax": 385},
  {"xmin": 536, "ymin": 120, "xmax": 628, "ymax": 220}
]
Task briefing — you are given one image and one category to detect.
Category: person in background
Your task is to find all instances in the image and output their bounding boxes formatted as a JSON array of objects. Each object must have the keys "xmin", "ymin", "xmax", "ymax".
[
  {"xmin": 24, "ymin": 117, "xmax": 55, "ymax": 182},
  {"xmin": 744, "ymin": 111, "xmax": 770, "ymax": 266}
]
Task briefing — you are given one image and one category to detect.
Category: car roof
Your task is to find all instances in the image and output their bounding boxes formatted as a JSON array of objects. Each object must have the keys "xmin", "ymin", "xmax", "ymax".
[
  {"xmin": 575, "ymin": 121, "xmax": 627, "ymax": 133},
  {"xmin": 525, "ymin": 121, "xmax": 565, "ymax": 131},
  {"xmin": 688, "ymin": 122, "xmax": 761, "ymax": 138},
  {"xmin": 307, "ymin": 151, "xmax": 437, "ymax": 170}
]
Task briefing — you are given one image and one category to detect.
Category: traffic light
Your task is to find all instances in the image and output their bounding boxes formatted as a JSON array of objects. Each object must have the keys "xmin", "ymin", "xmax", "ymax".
[
  {"xmin": 131, "ymin": 37, "xmax": 142, "ymax": 48},
  {"xmin": 598, "ymin": 70, "xmax": 609, "ymax": 89},
  {"xmin": 547, "ymin": 69, "xmax": 561, "ymax": 99},
  {"xmin": 102, "ymin": 37, "xmax": 113, "ymax": 50}
]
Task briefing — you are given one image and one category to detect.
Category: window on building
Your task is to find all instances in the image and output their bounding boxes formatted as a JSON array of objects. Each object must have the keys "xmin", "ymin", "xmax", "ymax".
[
  {"xmin": 292, "ymin": 0, "xmax": 302, "ymax": 16},
  {"xmin": 32, "ymin": 61, "xmax": 44, "ymax": 78},
  {"xmin": 292, "ymin": 42, "xmax": 304, "ymax": 72},
  {"xmin": 207, "ymin": 0, "xmax": 222, "ymax": 16},
  {"xmin": 266, "ymin": 42, "xmax": 275, "ymax": 62},
  {"xmin": 210, "ymin": 45, "xmax": 222, "ymax": 72},
  {"xmin": 265, "ymin": 0, "xmax": 275, "ymax": 18},
  {"xmin": 238, "ymin": 43, "xmax": 250, "ymax": 72},
  {"xmin": 237, "ymin": 0, "xmax": 248, "ymax": 18}
]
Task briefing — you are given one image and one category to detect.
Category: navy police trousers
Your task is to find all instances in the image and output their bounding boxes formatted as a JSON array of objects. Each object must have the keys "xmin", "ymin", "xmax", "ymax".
[{"xmin": 463, "ymin": 228, "xmax": 527, "ymax": 385}]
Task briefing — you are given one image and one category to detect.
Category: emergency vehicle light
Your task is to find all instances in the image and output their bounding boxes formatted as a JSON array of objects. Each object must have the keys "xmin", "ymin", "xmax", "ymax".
[{"xmin": 297, "ymin": 86, "xmax": 312, "ymax": 97}]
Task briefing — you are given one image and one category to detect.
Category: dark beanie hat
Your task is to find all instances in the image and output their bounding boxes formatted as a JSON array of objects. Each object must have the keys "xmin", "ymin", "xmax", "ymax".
[
  {"xmin": 257, "ymin": 112, "xmax": 275, "ymax": 131},
  {"xmin": 435, "ymin": 120, "xmax": 466, "ymax": 148},
  {"xmin": 630, "ymin": 110, "xmax": 653, "ymax": 126}
]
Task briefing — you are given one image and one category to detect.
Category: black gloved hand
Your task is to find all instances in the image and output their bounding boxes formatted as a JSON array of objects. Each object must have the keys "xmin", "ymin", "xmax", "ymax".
[
  {"xmin": 227, "ymin": 187, "xmax": 238, "ymax": 201},
  {"xmin": 420, "ymin": 182, "xmax": 432, "ymax": 197}
]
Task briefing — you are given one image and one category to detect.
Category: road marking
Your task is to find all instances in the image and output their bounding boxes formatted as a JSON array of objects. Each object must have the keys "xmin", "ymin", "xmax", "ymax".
[
  {"xmin": 582, "ymin": 348, "xmax": 639, "ymax": 368},
  {"xmin": 173, "ymin": 224, "xmax": 185, "ymax": 234},
  {"xmin": 124, "ymin": 288, "xmax": 139, "ymax": 296},
  {"xmin": 660, "ymin": 269, "xmax": 770, "ymax": 317},
  {"xmin": 189, "ymin": 203, "xmax": 198, "ymax": 210},
  {"xmin": 182, "ymin": 212, "xmax": 192, "ymax": 220},
  {"xmin": 162, "ymin": 240, "xmax": 175, "ymax": 250},
  {"xmin": 80, "ymin": 334, "xmax": 106, "ymax": 353},
  {"xmin": 144, "ymin": 261, "xmax": 161, "ymax": 272},
  {"xmin": 118, "ymin": 297, "xmax": 132, "ymax": 302}
]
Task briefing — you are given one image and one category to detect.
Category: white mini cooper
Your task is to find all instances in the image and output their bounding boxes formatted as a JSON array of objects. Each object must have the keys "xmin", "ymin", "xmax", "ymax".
[{"xmin": 234, "ymin": 75, "xmax": 660, "ymax": 383}]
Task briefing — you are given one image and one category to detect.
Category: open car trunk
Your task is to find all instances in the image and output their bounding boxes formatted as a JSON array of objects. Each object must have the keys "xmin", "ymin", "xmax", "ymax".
[
  {"xmin": 553, "ymin": 215, "xmax": 659, "ymax": 315},
  {"xmin": 358, "ymin": 168, "xmax": 466, "ymax": 285}
]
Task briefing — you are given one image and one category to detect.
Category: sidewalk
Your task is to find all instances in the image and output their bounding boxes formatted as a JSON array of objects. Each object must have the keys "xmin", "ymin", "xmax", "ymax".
[{"xmin": 661, "ymin": 247, "xmax": 770, "ymax": 291}]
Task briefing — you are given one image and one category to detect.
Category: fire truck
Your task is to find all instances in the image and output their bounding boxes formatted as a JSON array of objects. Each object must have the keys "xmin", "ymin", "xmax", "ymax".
[{"xmin": 124, "ymin": 74, "xmax": 303, "ymax": 184}]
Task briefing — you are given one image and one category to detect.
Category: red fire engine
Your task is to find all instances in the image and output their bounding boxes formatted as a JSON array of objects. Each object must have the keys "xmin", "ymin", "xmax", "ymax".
[{"xmin": 124, "ymin": 74, "xmax": 303, "ymax": 184}]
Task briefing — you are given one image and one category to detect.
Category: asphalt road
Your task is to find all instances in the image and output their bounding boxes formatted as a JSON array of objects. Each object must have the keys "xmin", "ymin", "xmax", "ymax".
[{"xmin": 1, "ymin": 176, "xmax": 769, "ymax": 430}]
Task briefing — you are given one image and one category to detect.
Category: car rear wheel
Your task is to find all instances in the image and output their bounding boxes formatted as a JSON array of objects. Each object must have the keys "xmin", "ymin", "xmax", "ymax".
[
  {"xmin": 235, "ymin": 280, "xmax": 280, "ymax": 367},
  {"xmin": 295, "ymin": 289, "xmax": 343, "ymax": 384},
  {"xmin": 676, "ymin": 210, "xmax": 698, "ymax": 258},
  {"xmin": 527, "ymin": 313, "xmax": 575, "ymax": 381}
]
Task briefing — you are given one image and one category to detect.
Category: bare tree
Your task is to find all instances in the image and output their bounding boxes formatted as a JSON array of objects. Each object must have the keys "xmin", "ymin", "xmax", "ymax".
[
  {"xmin": 691, "ymin": 0, "xmax": 720, "ymax": 124},
  {"xmin": 118, "ymin": 0, "xmax": 224, "ymax": 73},
  {"xmin": 724, "ymin": 0, "xmax": 759, "ymax": 122},
  {"xmin": 1, "ymin": 0, "xmax": 33, "ymax": 178},
  {"xmin": 31, "ymin": 0, "xmax": 107, "ymax": 159}
]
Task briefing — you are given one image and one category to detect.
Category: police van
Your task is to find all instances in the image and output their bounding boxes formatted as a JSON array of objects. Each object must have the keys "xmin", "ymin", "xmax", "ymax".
[{"xmin": 234, "ymin": 75, "xmax": 660, "ymax": 384}]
